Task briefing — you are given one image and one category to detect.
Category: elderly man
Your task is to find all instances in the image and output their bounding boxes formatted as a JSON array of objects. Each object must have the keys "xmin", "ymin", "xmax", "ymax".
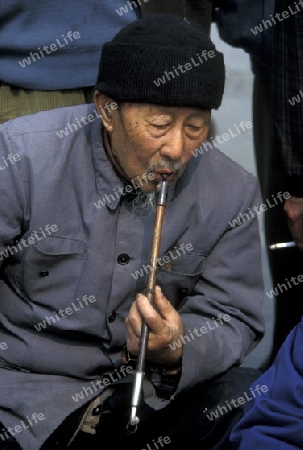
[{"xmin": 0, "ymin": 14, "xmax": 264, "ymax": 450}]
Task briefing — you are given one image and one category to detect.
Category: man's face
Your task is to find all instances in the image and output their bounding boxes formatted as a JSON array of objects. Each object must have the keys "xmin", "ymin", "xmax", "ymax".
[{"xmin": 95, "ymin": 93, "xmax": 210, "ymax": 192}]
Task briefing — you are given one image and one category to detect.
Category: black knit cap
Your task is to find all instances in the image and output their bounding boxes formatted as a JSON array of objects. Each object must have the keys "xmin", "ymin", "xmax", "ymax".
[{"xmin": 95, "ymin": 14, "xmax": 225, "ymax": 110}]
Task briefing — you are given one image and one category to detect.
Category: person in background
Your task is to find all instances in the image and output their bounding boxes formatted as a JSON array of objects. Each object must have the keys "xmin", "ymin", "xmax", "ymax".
[
  {"xmin": 230, "ymin": 316, "xmax": 303, "ymax": 449},
  {"xmin": 230, "ymin": 2, "xmax": 303, "ymax": 447},
  {"xmin": 0, "ymin": 0, "xmax": 213, "ymax": 123},
  {"xmin": 271, "ymin": 0, "xmax": 303, "ymax": 249},
  {"xmin": 214, "ymin": 0, "xmax": 303, "ymax": 365}
]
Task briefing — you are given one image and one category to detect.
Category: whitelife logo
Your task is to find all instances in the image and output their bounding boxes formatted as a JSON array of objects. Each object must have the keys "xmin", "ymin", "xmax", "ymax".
[
  {"xmin": 116, "ymin": 0, "xmax": 150, "ymax": 17},
  {"xmin": 0, "ymin": 413, "xmax": 45, "ymax": 444},
  {"xmin": 18, "ymin": 31, "xmax": 81, "ymax": 68},
  {"xmin": 0, "ymin": 153, "xmax": 21, "ymax": 171},
  {"xmin": 131, "ymin": 243, "xmax": 193, "ymax": 280},
  {"xmin": 71, "ymin": 366, "xmax": 134, "ymax": 402},
  {"xmin": 288, "ymin": 89, "xmax": 303, "ymax": 106},
  {"xmin": 56, "ymin": 101, "xmax": 118, "ymax": 139},
  {"xmin": 250, "ymin": 0, "xmax": 303, "ymax": 36},
  {"xmin": 205, "ymin": 384, "xmax": 268, "ymax": 421},
  {"xmin": 94, "ymin": 171, "xmax": 156, "ymax": 209},
  {"xmin": 191, "ymin": 121, "xmax": 252, "ymax": 158},
  {"xmin": 228, "ymin": 191, "xmax": 290, "ymax": 228},
  {"xmin": 169, "ymin": 314, "xmax": 231, "ymax": 351},
  {"xmin": 153, "ymin": 50, "xmax": 216, "ymax": 87},
  {"xmin": 266, "ymin": 274, "xmax": 303, "ymax": 299},
  {"xmin": 34, "ymin": 295, "xmax": 97, "ymax": 332},
  {"xmin": 0, "ymin": 224, "xmax": 58, "ymax": 261}
]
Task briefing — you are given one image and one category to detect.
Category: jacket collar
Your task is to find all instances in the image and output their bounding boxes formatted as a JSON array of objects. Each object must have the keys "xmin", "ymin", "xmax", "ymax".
[{"xmin": 90, "ymin": 114, "xmax": 125, "ymax": 210}]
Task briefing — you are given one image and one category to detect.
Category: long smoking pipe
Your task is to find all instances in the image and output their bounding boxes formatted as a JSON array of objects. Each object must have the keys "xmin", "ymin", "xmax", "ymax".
[{"xmin": 127, "ymin": 174, "xmax": 169, "ymax": 431}]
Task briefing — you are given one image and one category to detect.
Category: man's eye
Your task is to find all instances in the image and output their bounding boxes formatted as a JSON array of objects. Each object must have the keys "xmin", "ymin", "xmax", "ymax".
[
  {"xmin": 151, "ymin": 123, "xmax": 169, "ymax": 129},
  {"xmin": 187, "ymin": 125, "xmax": 203, "ymax": 131}
]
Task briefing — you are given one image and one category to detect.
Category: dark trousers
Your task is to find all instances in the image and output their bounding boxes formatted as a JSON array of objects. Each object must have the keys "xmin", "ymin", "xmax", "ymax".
[{"xmin": 0, "ymin": 367, "xmax": 261, "ymax": 450}]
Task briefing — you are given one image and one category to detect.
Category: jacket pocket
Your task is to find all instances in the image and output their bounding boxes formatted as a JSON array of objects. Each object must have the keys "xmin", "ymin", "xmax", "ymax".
[
  {"xmin": 156, "ymin": 251, "xmax": 207, "ymax": 308},
  {"xmin": 10, "ymin": 232, "xmax": 87, "ymax": 310}
]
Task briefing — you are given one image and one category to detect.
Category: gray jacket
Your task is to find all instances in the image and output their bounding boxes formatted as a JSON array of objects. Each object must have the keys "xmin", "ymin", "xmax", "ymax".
[{"xmin": 0, "ymin": 104, "xmax": 264, "ymax": 449}]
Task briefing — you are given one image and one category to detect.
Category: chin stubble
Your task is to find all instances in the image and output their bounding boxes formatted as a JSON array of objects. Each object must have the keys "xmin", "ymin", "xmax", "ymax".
[
  {"xmin": 129, "ymin": 161, "xmax": 185, "ymax": 217},
  {"xmin": 129, "ymin": 190, "xmax": 157, "ymax": 217}
]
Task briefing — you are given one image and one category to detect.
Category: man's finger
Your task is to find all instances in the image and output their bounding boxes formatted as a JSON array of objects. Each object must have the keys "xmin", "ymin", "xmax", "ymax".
[
  {"xmin": 125, "ymin": 318, "xmax": 140, "ymax": 354},
  {"xmin": 135, "ymin": 293, "xmax": 164, "ymax": 333},
  {"xmin": 153, "ymin": 285, "xmax": 176, "ymax": 318}
]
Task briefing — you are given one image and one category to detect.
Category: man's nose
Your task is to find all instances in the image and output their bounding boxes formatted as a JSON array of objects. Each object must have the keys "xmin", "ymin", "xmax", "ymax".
[{"xmin": 159, "ymin": 128, "xmax": 184, "ymax": 161}]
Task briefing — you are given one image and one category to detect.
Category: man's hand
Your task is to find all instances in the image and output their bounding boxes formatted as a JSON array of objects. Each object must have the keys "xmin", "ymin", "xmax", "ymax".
[
  {"xmin": 284, "ymin": 196, "xmax": 303, "ymax": 250},
  {"xmin": 125, "ymin": 286, "xmax": 183, "ymax": 366}
]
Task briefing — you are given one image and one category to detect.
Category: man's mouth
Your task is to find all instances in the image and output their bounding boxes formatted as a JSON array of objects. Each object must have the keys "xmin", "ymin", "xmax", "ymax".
[{"xmin": 154, "ymin": 171, "xmax": 175, "ymax": 182}]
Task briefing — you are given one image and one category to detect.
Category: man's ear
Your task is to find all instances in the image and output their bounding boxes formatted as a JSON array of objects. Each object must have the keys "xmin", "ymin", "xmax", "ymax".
[{"xmin": 94, "ymin": 91, "xmax": 115, "ymax": 132}]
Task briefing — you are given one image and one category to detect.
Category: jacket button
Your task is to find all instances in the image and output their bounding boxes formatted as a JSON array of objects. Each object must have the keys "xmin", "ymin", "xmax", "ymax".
[
  {"xmin": 39, "ymin": 271, "xmax": 49, "ymax": 277},
  {"xmin": 117, "ymin": 254, "xmax": 130, "ymax": 265},
  {"xmin": 108, "ymin": 311, "xmax": 117, "ymax": 323}
]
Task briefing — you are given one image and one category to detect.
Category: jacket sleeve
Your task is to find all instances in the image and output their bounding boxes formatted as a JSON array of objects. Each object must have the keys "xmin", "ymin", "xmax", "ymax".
[
  {"xmin": 145, "ymin": 177, "xmax": 265, "ymax": 409},
  {"xmin": 230, "ymin": 319, "xmax": 303, "ymax": 449}
]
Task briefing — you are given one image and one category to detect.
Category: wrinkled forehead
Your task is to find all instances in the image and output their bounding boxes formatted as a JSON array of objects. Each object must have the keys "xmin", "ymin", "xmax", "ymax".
[{"xmin": 121, "ymin": 102, "xmax": 211, "ymax": 121}]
